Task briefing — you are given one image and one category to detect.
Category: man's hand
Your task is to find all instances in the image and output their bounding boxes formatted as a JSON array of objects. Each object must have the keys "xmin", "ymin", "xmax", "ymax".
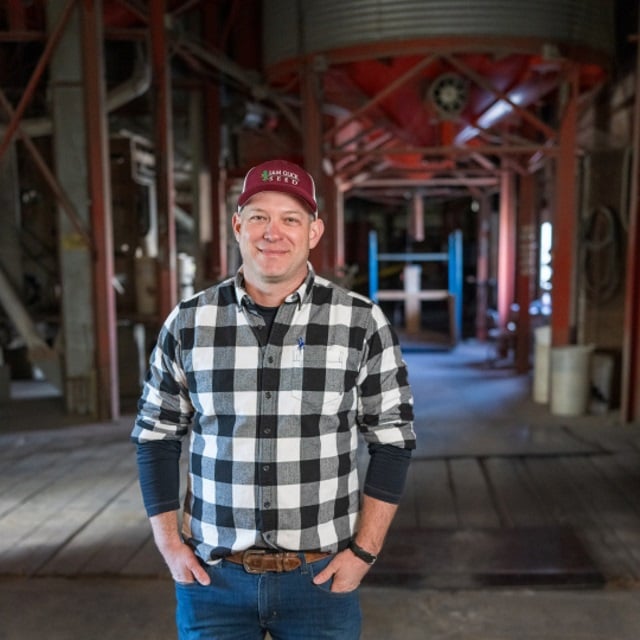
[
  {"xmin": 311, "ymin": 548, "xmax": 371, "ymax": 592},
  {"xmin": 149, "ymin": 511, "xmax": 211, "ymax": 585},
  {"xmin": 160, "ymin": 539, "xmax": 211, "ymax": 585}
]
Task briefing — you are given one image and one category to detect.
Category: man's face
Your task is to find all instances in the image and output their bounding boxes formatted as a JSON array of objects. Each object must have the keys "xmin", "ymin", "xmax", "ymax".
[{"xmin": 232, "ymin": 191, "xmax": 324, "ymax": 293}]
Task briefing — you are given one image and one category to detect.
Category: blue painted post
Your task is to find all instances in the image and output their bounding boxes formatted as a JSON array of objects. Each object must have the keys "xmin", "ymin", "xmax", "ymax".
[
  {"xmin": 448, "ymin": 230, "xmax": 463, "ymax": 342},
  {"xmin": 369, "ymin": 230, "xmax": 379, "ymax": 302}
]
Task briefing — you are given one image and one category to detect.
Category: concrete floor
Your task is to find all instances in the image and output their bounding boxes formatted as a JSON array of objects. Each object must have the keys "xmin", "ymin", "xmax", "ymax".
[{"xmin": 2, "ymin": 340, "xmax": 640, "ymax": 639}]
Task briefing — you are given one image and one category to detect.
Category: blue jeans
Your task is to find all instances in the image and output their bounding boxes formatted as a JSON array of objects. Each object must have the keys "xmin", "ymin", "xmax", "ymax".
[{"xmin": 175, "ymin": 555, "xmax": 362, "ymax": 640}]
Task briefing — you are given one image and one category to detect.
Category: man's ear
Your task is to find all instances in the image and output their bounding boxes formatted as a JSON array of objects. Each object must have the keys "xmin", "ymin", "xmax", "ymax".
[
  {"xmin": 231, "ymin": 212, "xmax": 241, "ymax": 241},
  {"xmin": 309, "ymin": 218, "xmax": 324, "ymax": 249}
]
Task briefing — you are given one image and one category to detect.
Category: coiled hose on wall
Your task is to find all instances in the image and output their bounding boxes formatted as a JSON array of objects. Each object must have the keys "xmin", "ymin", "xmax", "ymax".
[{"xmin": 580, "ymin": 205, "xmax": 624, "ymax": 303}]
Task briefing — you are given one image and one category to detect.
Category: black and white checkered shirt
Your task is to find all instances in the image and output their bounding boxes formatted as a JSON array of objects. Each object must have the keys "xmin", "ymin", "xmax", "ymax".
[{"xmin": 132, "ymin": 267, "xmax": 415, "ymax": 561}]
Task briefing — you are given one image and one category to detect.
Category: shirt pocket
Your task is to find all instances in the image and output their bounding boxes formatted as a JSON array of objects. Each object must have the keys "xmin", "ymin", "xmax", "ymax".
[{"xmin": 287, "ymin": 345, "xmax": 349, "ymax": 413}]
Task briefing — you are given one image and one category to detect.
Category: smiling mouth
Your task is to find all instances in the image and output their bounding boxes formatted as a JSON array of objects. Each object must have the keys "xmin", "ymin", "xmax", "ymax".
[{"xmin": 259, "ymin": 248, "xmax": 288, "ymax": 256}]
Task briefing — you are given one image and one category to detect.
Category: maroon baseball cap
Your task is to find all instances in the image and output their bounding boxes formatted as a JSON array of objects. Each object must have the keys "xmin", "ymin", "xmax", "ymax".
[{"xmin": 237, "ymin": 159, "xmax": 318, "ymax": 217}]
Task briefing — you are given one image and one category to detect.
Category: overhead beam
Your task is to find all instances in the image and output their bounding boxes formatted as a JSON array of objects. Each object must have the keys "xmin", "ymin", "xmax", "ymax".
[
  {"xmin": 324, "ymin": 54, "xmax": 438, "ymax": 141},
  {"xmin": 443, "ymin": 53, "xmax": 557, "ymax": 141},
  {"xmin": 329, "ymin": 144, "xmax": 557, "ymax": 159},
  {"xmin": 345, "ymin": 177, "xmax": 499, "ymax": 188}
]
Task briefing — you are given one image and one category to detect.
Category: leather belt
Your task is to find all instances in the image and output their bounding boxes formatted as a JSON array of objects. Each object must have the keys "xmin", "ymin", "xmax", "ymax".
[{"xmin": 224, "ymin": 549, "xmax": 330, "ymax": 573}]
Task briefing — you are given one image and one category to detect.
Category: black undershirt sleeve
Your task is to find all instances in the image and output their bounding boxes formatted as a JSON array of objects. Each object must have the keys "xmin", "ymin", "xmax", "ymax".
[
  {"xmin": 135, "ymin": 439, "xmax": 182, "ymax": 517},
  {"xmin": 363, "ymin": 443, "xmax": 412, "ymax": 504}
]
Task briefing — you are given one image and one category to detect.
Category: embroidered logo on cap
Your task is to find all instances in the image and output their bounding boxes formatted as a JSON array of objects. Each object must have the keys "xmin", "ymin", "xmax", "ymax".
[{"xmin": 260, "ymin": 168, "xmax": 301, "ymax": 186}]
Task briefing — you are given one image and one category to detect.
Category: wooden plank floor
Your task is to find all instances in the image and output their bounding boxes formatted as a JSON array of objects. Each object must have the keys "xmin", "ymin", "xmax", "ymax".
[
  {"xmin": 387, "ymin": 449, "xmax": 640, "ymax": 587},
  {"xmin": 2, "ymin": 342, "xmax": 640, "ymax": 588},
  {"xmin": 1, "ymin": 424, "xmax": 640, "ymax": 587}
]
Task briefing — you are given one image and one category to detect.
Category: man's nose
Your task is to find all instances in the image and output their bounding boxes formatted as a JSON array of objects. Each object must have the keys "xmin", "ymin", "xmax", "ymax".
[{"xmin": 263, "ymin": 219, "xmax": 282, "ymax": 239}]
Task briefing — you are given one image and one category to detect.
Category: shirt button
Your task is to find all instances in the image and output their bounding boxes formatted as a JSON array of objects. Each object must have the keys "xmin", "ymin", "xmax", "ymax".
[
  {"xmin": 263, "ymin": 464, "xmax": 270, "ymax": 472},
  {"xmin": 268, "ymin": 356, "xmax": 274, "ymax": 364},
  {"xmin": 265, "ymin": 391, "xmax": 272, "ymax": 399},
  {"xmin": 263, "ymin": 428, "xmax": 271, "ymax": 435},
  {"xmin": 264, "ymin": 501, "xmax": 271, "ymax": 508}
]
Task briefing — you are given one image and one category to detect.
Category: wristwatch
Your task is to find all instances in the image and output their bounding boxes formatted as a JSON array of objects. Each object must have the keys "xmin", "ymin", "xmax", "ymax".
[{"xmin": 348, "ymin": 539, "xmax": 377, "ymax": 565}]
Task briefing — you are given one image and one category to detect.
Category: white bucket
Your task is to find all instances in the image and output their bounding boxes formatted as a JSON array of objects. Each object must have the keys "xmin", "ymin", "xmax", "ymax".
[
  {"xmin": 550, "ymin": 345, "xmax": 594, "ymax": 416},
  {"xmin": 532, "ymin": 326, "xmax": 551, "ymax": 403}
]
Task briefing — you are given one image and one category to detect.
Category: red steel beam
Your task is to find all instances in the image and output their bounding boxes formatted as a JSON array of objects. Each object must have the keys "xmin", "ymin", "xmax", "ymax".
[
  {"xmin": 551, "ymin": 68, "xmax": 579, "ymax": 347},
  {"xmin": 443, "ymin": 54, "xmax": 558, "ymax": 141},
  {"xmin": 324, "ymin": 54, "xmax": 438, "ymax": 142},
  {"xmin": 0, "ymin": 89, "xmax": 94, "ymax": 252},
  {"xmin": 80, "ymin": 0, "xmax": 119, "ymax": 421},
  {"xmin": 329, "ymin": 144, "xmax": 557, "ymax": 159},
  {"xmin": 0, "ymin": 0, "xmax": 78, "ymax": 162},
  {"xmin": 150, "ymin": 0, "xmax": 177, "ymax": 318}
]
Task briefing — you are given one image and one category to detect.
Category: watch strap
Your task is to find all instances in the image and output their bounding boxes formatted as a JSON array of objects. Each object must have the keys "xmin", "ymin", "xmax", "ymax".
[{"xmin": 348, "ymin": 539, "xmax": 377, "ymax": 565}]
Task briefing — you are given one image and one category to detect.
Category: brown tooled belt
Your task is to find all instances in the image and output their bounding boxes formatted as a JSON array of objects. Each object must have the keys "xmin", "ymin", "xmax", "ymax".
[{"xmin": 224, "ymin": 549, "xmax": 331, "ymax": 573}]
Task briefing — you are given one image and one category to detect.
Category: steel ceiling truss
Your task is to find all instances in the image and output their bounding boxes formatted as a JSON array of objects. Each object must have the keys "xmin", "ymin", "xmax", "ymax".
[{"xmin": 317, "ymin": 50, "xmax": 578, "ymax": 200}]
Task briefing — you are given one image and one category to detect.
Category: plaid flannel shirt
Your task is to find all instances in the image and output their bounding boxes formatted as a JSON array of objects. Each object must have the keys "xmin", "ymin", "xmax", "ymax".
[{"xmin": 132, "ymin": 266, "xmax": 415, "ymax": 562}]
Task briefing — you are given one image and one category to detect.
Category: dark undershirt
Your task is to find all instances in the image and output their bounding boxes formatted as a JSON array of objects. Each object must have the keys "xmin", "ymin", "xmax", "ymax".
[{"xmin": 135, "ymin": 303, "xmax": 412, "ymax": 517}]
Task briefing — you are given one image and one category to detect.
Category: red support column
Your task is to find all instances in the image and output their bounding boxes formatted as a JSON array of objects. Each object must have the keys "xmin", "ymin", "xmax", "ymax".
[
  {"xmin": 150, "ymin": 0, "xmax": 177, "ymax": 318},
  {"xmin": 497, "ymin": 169, "xmax": 516, "ymax": 331},
  {"xmin": 301, "ymin": 61, "xmax": 338, "ymax": 273},
  {"xmin": 515, "ymin": 172, "xmax": 537, "ymax": 374},
  {"xmin": 621, "ymin": 24, "xmax": 640, "ymax": 423},
  {"xmin": 475, "ymin": 194, "xmax": 491, "ymax": 340},
  {"xmin": 203, "ymin": 1, "xmax": 226, "ymax": 283},
  {"xmin": 551, "ymin": 68, "xmax": 579, "ymax": 347},
  {"xmin": 81, "ymin": 0, "xmax": 119, "ymax": 420}
]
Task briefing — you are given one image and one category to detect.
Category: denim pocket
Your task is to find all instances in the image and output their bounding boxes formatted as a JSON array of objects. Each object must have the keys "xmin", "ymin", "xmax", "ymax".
[{"xmin": 307, "ymin": 556, "xmax": 359, "ymax": 596}]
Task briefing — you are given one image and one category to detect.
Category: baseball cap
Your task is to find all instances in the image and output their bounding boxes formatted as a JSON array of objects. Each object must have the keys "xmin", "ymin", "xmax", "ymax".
[{"xmin": 237, "ymin": 159, "xmax": 318, "ymax": 217}]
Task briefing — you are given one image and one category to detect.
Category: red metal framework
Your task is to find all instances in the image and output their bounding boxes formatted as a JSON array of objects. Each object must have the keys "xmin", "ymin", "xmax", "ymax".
[{"xmin": 1, "ymin": 2, "xmax": 637, "ymax": 420}]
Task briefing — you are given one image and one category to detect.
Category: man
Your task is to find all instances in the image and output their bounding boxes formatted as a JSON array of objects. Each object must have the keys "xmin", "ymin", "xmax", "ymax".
[{"xmin": 132, "ymin": 159, "xmax": 415, "ymax": 639}]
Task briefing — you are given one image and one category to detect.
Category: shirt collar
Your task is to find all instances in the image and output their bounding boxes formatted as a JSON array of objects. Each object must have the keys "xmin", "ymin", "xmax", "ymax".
[{"xmin": 234, "ymin": 263, "xmax": 316, "ymax": 310}]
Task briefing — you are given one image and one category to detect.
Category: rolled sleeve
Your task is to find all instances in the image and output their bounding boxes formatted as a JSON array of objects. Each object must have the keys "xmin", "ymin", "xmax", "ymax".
[
  {"xmin": 131, "ymin": 307, "xmax": 194, "ymax": 444},
  {"xmin": 357, "ymin": 306, "xmax": 416, "ymax": 450}
]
